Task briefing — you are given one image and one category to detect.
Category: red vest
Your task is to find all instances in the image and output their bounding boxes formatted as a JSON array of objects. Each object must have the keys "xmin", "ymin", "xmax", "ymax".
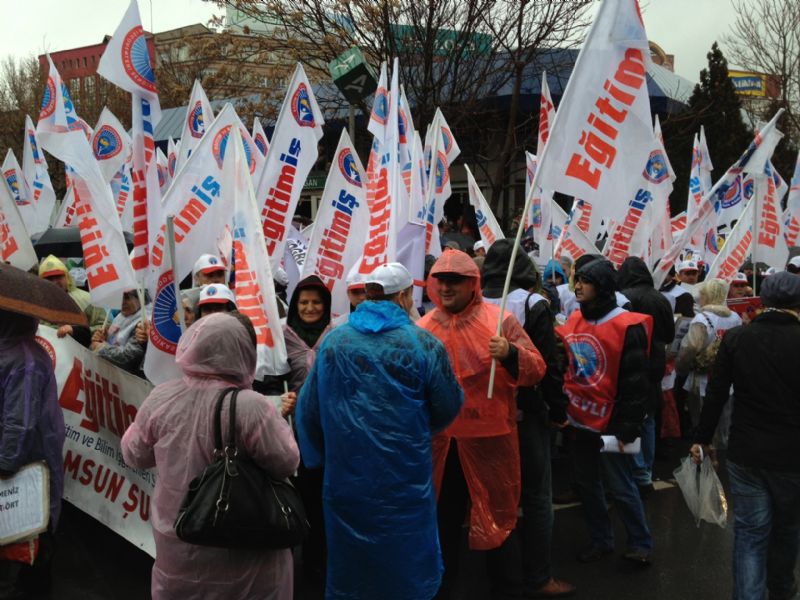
[{"xmin": 557, "ymin": 309, "xmax": 652, "ymax": 432}]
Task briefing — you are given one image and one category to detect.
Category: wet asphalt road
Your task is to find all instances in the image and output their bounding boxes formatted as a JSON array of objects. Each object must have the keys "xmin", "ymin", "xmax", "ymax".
[{"xmin": 42, "ymin": 446, "xmax": 798, "ymax": 600}]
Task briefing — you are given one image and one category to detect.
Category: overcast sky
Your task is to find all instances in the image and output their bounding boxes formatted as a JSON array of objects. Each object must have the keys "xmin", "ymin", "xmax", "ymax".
[{"xmin": 0, "ymin": 0, "xmax": 742, "ymax": 83}]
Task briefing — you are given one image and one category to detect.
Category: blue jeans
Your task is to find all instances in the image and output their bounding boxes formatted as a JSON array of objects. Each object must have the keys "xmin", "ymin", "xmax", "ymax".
[
  {"xmin": 572, "ymin": 430, "xmax": 652, "ymax": 553},
  {"xmin": 631, "ymin": 414, "xmax": 655, "ymax": 486},
  {"xmin": 727, "ymin": 461, "xmax": 800, "ymax": 600},
  {"xmin": 518, "ymin": 407, "xmax": 553, "ymax": 590}
]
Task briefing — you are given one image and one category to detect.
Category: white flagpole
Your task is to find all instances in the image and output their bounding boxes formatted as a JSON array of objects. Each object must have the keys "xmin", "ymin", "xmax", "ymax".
[{"xmin": 166, "ymin": 215, "xmax": 187, "ymax": 334}]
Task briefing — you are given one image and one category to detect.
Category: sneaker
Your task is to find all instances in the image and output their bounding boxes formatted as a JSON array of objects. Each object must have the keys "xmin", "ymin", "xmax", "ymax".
[
  {"xmin": 525, "ymin": 578, "xmax": 576, "ymax": 598},
  {"xmin": 623, "ymin": 549, "xmax": 652, "ymax": 566},
  {"xmin": 577, "ymin": 544, "xmax": 613, "ymax": 563}
]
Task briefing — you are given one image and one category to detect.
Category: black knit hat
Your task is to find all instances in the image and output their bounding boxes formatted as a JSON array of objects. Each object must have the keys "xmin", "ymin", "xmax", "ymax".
[{"xmin": 760, "ymin": 271, "xmax": 800, "ymax": 309}]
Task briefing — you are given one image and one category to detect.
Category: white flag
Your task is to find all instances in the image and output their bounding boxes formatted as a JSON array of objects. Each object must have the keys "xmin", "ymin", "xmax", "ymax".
[
  {"xmin": 784, "ymin": 152, "xmax": 800, "ymax": 247},
  {"xmin": 143, "ymin": 239, "xmax": 183, "ymax": 386},
  {"xmin": 553, "ymin": 200, "xmax": 599, "ymax": 262},
  {"xmin": 535, "ymin": 0, "xmax": 653, "ymax": 235},
  {"xmin": 176, "ymin": 79, "xmax": 215, "ymax": 172},
  {"xmin": 150, "ymin": 104, "xmax": 258, "ymax": 288},
  {"xmin": 167, "ymin": 137, "xmax": 178, "ymax": 178},
  {"xmin": 753, "ymin": 161, "xmax": 789, "ymax": 270},
  {"xmin": 227, "ymin": 128, "xmax": 289, "ymax": 377},
  {"xmin": 156, "ymin": 147, "xmax": 170, "ymax": 195},
  {"xmin": 252, "ymin": 116, "xmax": 269, "ymax": 158},
  {"xmin": 92, "ymin": 107, "xmax": 132, "ymax": 182},
  {"xmin": 255, "ymin": 63, "xmax": 324, "ymax": 268},
  {"xmin": 301, "ymin": 130, "xmax": 368, "ymax": 318},
  {"xmin": 707, "ymin": 199, "xmax": 754, "ymax": 282},
  {"xmin": 37, "ymin": 57, "xmax": 136, "ymax": 309},
  {"xmin": 466, "ymin": 166, "xmax": 504, "ymax": 247},
  {"xmin": 284, "ymin": 225, "xmax": 309, "ymax": 302},
  {"xmin": 2, "ymin": 150, "xmax": 34, "ymax": 234},
  {"xmin": 0, "ymin": 178, "xmax": 37, "ymax": 270},
  {"xmin": 21, "ymin": 115, "xmax": 56, "ymax": 235}
]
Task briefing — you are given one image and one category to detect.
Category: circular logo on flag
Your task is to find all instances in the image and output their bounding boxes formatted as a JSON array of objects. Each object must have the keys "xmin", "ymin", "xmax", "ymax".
[
  {"xmin": 152, "ymin": 271, "xmax": 181, "ymax": 354},
  {"xmin": 370, "ymin": 87, "xmax": 388, "ymax": 126},
  {"xmin": 718, "ymin": 177, "xmax": 742, "ymax": 209},
  {"xmin": 435, "ymin": 151, "xmax": 449, "ymax": 194},
  {"xmin": 34, "ymin": 336, "xmax": 56, "ymax": 368},
  {"xmin": 157, "ymin": 163, "xmax": 166, "ymax": 188},
  {"xmin": 743, "ymin": 177, "xmax": 755, "ymax": 200},
  {"xmin": 188, "ymin": 101, "xmax": 205, "ymax": 138},
  {"xmin": 338, "ymin": 149, "xmax": 361, "ymax": 187},
  {"xmin": 4, "ymin": 170, "xmax": 21, "ymax": 201},
  {"xmin": 40, "ymin": 77, "xmax": 56, "ymax": 119},
  {"xmin": 291, "ymin": 84, "xmax": 315, "ymax": 128},
  {"xmin": 254, "ymin": 133, "xmax": 267, "ymax": 156},
  {"xmin": 168, "ymin": 153, "xmax": 177, "ymax": 177},
  {"xmin": 643, "ymin": 151, "xmax": 669, "ymax": 184},
  {"xmin": 212, "ymin": 126, "xmax": 255, "ymax": 174},
  {"xmin": 441, "ymin": 128, "xmax": 454, "ymax": 154},
  {"xmin": 93, "ymin": 125, "xmax": 123, "ymax": 160},
  {"xmin": 565, "ymin": 333, "xmax": 607, "ymax": 387},
  {"xmin": 68, "ymin": 117, "xmax": 92, "ymax": 141},
  {"xmin": 705, "ymin": 229, "xmax": 721, "ymax": 255},
  {"xmin": 121, "ymin": 25, "xmax": 156, "ymax": 93}
]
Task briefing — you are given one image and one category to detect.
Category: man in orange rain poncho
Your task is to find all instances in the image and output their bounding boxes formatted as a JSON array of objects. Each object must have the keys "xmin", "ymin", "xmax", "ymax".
[{"xmin": 418, "ymin": 250, "xmax": 546, "ymax": 600}]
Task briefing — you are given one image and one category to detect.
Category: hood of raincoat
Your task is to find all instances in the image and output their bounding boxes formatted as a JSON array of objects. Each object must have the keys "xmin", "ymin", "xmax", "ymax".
[
  {"xmin": 287, "ymin": 275, "xmax": 331, "ymax": 348},
  {"xmin": 481, "ymin": 239, "xmax": 540, "ymax": 298},
  {"xmin": 617, "ymin": 256, "xmax": 654, "ymax": 289},
  {"xmin": 0, "ymin": 309, "xmax": 38, "ymax": 338},
  {"xmin": 543, "ymin": 259, "xmax": 566, "ymax": 285},
  {"xmin": 427, "ymin": 249, "xmax": 483, "ymax": 316},
  {"xmin": 38, "ymin": 255, "xmax": 76, "ymax": 291},
  {"xmin": 576, "ymin": 258, "xmax": 618, "ymax": 320},
  {"xmin": 349, "ymin": 300, "xmax": 410, "ymax": 334},
  {"xmin": 176, "ymin": 312, "xmax": 256, "ymax": 388}
]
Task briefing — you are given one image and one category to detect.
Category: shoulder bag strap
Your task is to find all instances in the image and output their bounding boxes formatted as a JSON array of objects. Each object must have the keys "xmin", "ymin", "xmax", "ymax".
[
  {"xmin": 226, "ymin": 389, "xmax": 240, "ymax": 452},
  {"xmin": 214, "ymin": 387, "xmax": 237, "ymax": 454}
]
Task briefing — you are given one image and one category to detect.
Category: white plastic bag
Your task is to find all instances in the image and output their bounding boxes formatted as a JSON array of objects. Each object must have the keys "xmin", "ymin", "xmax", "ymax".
[{"xmin": 673, "ymin": 455, "xmax": 728, "ymax": 528}]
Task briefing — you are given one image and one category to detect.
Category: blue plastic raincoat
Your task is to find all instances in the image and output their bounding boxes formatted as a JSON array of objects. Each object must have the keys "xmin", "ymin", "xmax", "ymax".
[{"xmin": 297, "ymin": 300, "xmax": 464, "ymax": 600}]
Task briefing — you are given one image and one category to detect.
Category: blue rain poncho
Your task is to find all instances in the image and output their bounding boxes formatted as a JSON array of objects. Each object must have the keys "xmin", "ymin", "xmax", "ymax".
[{"xmin": 297, "ymin": 300, "xmax": 464, "ymax": 600}]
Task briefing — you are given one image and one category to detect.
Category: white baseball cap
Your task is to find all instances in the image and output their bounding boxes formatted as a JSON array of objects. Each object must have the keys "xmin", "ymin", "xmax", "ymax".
[
  {"xmin": 346, "ymin": 271, "xmax": 366, "ymax": 291},
  {"xmin": 473, "ymin": 240, "xmax": 486, "ymax": 253},
  {"xmin": 193, "ymin": 254, "xmax": 226, "ymax": 278},
  {"xmin": 732, "ymin": 272, "xmax": 748, "ymax": 284},
  {"xmin": 364, "ymin": 263, "xmax": 413, "ymax": 294},
  {"xmin": 763, "ymin": 267, "xmax": 777, "ymax": 277},
  {"xmin": 273, "ymin": 267, "xmax": 289, "ymax": 287},
  {"xmin": 677, "ymin": 260, "xmax": 699, "ymax": 273},
  {"xmin": 197, "ymin": 283, "xmax": 237, "ymax": 307},
  {"xmin": 788, "ymin": 256, "xmax": 800, "ymax": 268}
]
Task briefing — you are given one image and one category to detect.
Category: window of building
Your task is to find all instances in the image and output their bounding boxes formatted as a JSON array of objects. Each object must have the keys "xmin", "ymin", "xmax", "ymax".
[{"xmin": 85, "ymin": 76, "xmax": 95, "ymax": 102}]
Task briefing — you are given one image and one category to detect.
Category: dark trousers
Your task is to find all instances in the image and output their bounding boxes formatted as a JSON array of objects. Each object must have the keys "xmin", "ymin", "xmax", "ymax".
[
  {"xmin": 0, "ymin": 531, "xmax": 54, "ymax": 599},
  {"xmin": 571, "ymin": 429, "xmax": 653, "ymax": 553},
  {"xmin": 728, "ymin": 461, "xmax": 800, "ymax": 600},
  {"xmin": 518, "ymin": 408, "xmax": 553, "ymax": 591},
  {"xmin": 436, "ymin": 441, "xmax": 522, "ymax": 599},
  {"xmin": 295, "ymin": 463, "xmax": 326, "ymax": 580}
]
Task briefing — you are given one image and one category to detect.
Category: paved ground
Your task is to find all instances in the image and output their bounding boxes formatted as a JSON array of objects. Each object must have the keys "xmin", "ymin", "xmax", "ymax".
[{"xmin": 38, "ymin": 444, "xmax": 799, "ymax": 599}]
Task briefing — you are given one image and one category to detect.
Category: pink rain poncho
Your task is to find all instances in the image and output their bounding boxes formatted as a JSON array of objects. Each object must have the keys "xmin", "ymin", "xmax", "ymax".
[{"xmin": 121, "ymin": 313, "xmax": 300, "ymax": 600}]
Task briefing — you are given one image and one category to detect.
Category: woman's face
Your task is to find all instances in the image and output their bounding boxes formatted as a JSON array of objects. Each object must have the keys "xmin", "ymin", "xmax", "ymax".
[{"xmin": 297, "ymin": 289, "xmax": 325, "ymax": 324}]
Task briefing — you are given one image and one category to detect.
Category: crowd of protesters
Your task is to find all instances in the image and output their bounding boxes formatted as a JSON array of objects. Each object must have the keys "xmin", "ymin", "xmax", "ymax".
[{"xmin": 1, "ymin": 224, "xmax": 799, "ymax": 600}]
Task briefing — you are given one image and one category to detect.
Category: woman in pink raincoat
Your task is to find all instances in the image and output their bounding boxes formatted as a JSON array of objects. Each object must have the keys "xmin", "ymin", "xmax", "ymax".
[{"xmin": 121, "ymin": 312, "xmax": 300, "ymax": 600}]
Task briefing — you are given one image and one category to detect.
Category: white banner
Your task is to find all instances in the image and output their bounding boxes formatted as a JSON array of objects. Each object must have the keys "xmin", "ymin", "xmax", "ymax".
[
  {"xmin": 0, "ymin": 175, "xmax": 37, "ymax": 270},
  {"xmin": 466, "ymin": 165, "xmax": 504, "ymax": 248},
  {"xmin": 36, "ymin": 326, "xmax": 156, "ymax": 557},
  {"xmin": 176, "ymin": 79, "xmax": 215, "ymax": 172},
  {"xmin": 92, "ymin": 108, "xmax": 132, "ymax": 183},
  {"xmin": 535, "ymin": 0, "xmax": 653, "ymax": 235},
  {"xmin": 302, "ymin": 130, "xmax": 368, "ymax": 318},
  {"xmin": 256, "ymin": 63, "xmax": 324, "ymax": 268}
]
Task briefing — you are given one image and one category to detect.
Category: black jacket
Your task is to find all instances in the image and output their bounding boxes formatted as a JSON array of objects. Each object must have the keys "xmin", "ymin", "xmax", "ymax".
[
  {"xmin": 482, "ymin": 240, "xmax": 567, "ymax": 422},
  {"xmin": 618, "ymin": 257, "xmax": 676, "ymax": 391},
  {"xmin": 695, "ymin": 311, "xmax": 800, "ymax": 472}
]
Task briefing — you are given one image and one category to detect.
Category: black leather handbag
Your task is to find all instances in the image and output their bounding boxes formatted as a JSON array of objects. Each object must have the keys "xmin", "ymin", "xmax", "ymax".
[{"xmin": 174, "ymin": 387, "xmax": 309, "ymax": 549}]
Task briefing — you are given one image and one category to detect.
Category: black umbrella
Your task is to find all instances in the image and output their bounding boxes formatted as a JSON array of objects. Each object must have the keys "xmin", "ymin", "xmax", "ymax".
[
  {"xmin": 0, "ymin": 263, "xmax": 87, "ymax": 326},
  {"xmin": 33, "ymin": 227, "xmax": 134, "ymax": 260}
]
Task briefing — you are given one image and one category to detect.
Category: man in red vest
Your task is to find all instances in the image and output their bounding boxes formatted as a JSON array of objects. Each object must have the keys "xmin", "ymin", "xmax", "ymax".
[{"xmin": 557, "ymin": 258, "xmax": 654, "ymax": 565}]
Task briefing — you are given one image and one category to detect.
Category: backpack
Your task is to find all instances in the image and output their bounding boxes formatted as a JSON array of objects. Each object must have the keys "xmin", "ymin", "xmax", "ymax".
[{"xmin": 692, "ymin": 313, "xmax": 721, "ymax": 373}]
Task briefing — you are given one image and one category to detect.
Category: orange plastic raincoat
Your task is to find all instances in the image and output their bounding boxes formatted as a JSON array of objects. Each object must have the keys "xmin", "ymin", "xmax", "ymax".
[{"xmin": 418, "ymin": 250, "xmax": 546, "ymax": 549}]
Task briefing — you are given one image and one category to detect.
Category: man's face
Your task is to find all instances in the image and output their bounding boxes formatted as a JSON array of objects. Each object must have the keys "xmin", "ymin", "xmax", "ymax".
[
  {"xmin": 678, "ymin": 269, "xmax": 699, "ymax": 285},
  {"xmin": 574, "ymin": 275, "xmax": 597, "ymax": 304},
  {"xmin": 729, "ymin": 284, "xmax": 748, "ymax": 298},
  {"xmin": 347, "ymin": 287, "xmax": 367, "ymax": 308},
  {"xmin": 474, "ymin": 247, "xmax": 486, "ymax": 258},
  {"xmin": 435, "ymin": 276, "xmax": 474, "ymax": 313},
  {"xmin": 45, "ymin": 274, "xmax": 68, "ymax": 292},
  {"xmin": 196, "ymin": 269, "xmax": 226, "ymax": 286}
]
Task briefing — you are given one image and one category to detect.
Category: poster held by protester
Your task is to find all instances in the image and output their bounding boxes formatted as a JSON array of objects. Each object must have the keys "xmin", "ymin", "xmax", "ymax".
[
  {"xmin": 36, "ymin": 326, "xmax": 156, "ymax": 557},
  {"xmin": 0, "ymin": 462, "xmax": 50, "ymax": 546}
]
